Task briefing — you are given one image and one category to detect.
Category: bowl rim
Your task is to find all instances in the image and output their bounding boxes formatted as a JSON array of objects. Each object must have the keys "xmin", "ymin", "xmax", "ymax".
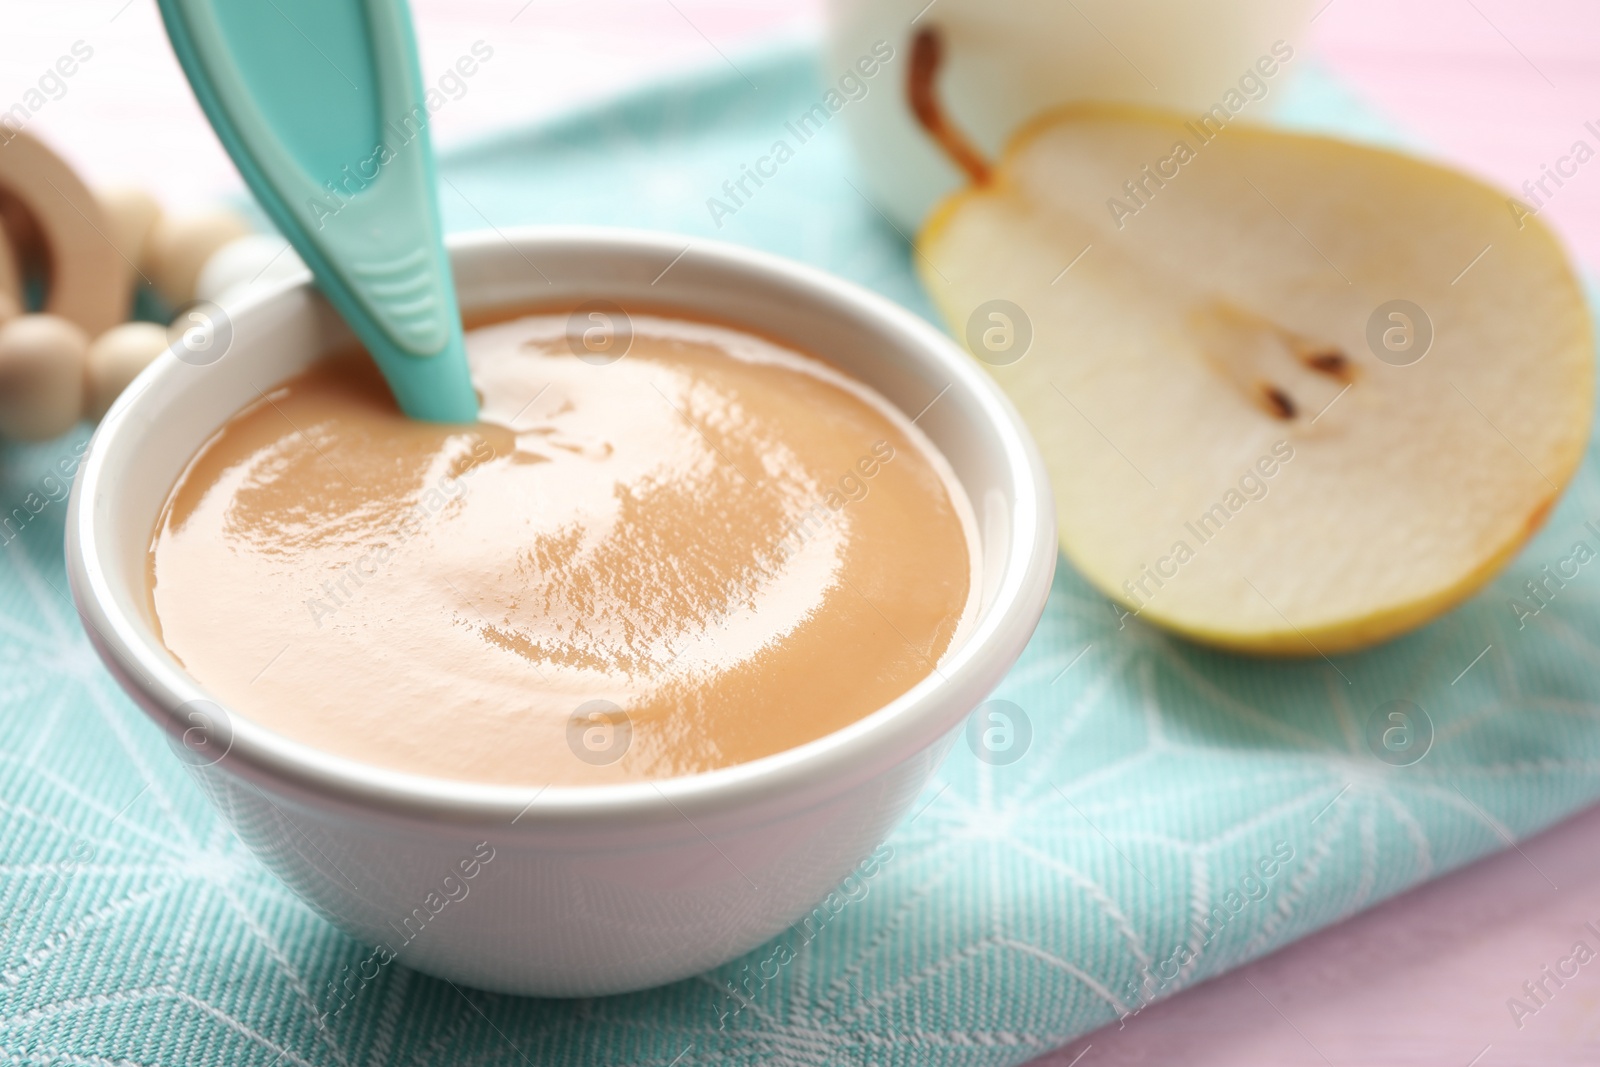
[{"xmin": 66, "ymin": 225, "xmax": 1057, "ymax": 830}]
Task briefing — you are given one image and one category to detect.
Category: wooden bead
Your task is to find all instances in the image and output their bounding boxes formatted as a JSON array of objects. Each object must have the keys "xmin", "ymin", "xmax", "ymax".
[
  {"xmin": 146, "ymin": 209, "xmax": 251, "ymax": 308},
  {"xmin": 98, "ymin": 186, "xmax": 163, "ymax": 302},
  {"xmin": 0, "ymin": 314, "xmax": 88, "ymax": 441},
  {"xmin": 86, "ymin": 321, "xmax": 168, "ymax": 419},
  {"xmin": 195, "ymin": 233, "xmax": 304, "ymax": 304}
]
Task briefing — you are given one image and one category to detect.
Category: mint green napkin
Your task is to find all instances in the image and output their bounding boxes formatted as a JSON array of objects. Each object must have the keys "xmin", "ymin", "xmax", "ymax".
[{"xmin": 4, "ymin": 45, "xmax": 1599, "ymax": 1066}]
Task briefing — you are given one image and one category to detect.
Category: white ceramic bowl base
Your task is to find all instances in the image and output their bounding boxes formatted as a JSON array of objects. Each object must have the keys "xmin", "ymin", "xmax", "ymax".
[{"xmin": 67, "ymin": 227, "xmax": 1056, "ymax": 996}]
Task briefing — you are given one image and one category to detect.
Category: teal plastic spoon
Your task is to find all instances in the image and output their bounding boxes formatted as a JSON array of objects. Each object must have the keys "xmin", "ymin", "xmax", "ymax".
[{"xmin": 157, "ymin": 0, "xmax": 478, "ymax": 423}]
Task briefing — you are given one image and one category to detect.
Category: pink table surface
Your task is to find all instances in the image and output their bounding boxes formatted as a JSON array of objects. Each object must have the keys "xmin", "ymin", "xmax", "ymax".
[{"xmin": 4, "ymin": 2, "xmax": 1599, "ymax": 1063}]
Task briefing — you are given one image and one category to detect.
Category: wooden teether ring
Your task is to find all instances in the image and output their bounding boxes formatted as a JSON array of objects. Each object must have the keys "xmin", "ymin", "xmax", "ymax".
[
  {"xmin": 0, "ymin": 130, "xmax": 125, "ymax": 337},
  {"xmin": 0, "ymin": 222, "xmax": 20, "ymax": 321}
]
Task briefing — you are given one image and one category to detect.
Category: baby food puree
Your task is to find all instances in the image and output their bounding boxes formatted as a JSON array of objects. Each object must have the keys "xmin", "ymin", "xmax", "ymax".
[{"xmin": 147, "ymin": 314, "xmax": 979, "ymax": 786}]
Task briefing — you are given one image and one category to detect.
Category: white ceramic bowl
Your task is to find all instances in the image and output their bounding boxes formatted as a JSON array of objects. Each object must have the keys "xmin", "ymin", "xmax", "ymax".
[{"xmin": 66, "ymin": 227, "xmax": 1055, "ymax": 996}]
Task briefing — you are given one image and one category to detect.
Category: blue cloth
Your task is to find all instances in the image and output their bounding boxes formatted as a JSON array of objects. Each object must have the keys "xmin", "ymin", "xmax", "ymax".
[{"xmin": 4, "ymin": 44, "xmax": 1600, "ymax": 1067}]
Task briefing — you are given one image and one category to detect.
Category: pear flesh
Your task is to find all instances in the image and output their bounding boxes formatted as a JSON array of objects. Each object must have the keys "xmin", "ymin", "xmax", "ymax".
[{"xmin": 920, "ymin": 107, "xmax": 1594, "ymax": 654}]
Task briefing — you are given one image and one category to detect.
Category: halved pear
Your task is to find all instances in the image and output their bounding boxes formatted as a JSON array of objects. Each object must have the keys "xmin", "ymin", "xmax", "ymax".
[{"xmin": 918, "ymin": 105, "xmax": 1594, "ymax": 655}]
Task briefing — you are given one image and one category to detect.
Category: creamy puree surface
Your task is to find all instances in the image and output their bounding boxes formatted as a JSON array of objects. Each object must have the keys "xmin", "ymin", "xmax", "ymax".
[{"xmin": 148, "ymin": 314, "xmax": 979, "ymax": 786}]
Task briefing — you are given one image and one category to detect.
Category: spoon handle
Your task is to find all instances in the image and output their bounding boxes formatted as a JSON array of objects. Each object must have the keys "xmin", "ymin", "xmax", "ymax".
[{"xmin": 158, "ymin": 0, "xmax": 478, "ymax": 422}]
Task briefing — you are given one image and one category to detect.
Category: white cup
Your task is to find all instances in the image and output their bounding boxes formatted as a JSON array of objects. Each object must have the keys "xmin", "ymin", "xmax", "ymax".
[{"xmin": 66, "ymin": 227, "xmax": 1056, "ymax": 996}]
